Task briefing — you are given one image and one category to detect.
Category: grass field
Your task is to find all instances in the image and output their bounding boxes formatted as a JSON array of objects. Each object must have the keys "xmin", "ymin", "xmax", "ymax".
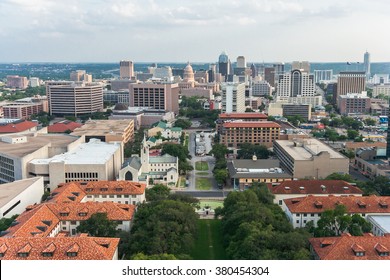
[
  {"xmin": 196, "ymin": 172, "xmax": 209, "ymax": 176},
  {"xmin": 178, "ymin": 176, "xmax": 186, "ymax": 188},
  {"xmin": 190, "ymin": 219, "xmax": 228, "ymax": 260},
  {"xmin": 195, "ymin": 161, "xmax": 209, "ymax": 171},
  {"xmin": 196, "ymin": 178, "xmax": 212, "ymax": 190},
  {"xmin": 199, "ymin": 200, "xmax": 224, "ymax": 209}
]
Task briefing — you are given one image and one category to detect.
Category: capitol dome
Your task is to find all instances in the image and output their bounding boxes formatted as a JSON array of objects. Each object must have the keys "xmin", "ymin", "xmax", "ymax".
[{"xmin": 183, "ymin": 62, "xmax": 194, "ymax": 82}]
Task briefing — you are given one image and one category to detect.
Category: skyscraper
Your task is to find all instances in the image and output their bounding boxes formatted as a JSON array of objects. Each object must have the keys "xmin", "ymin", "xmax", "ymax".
[
  {"xmin": 276, "ymin": 69, "xmax": 315, "ymax": 98},
  {"xmin": 218, "ymin": 51, "xmax": 231, "ymax": 82},
  {"xmin": 120, "ymin": 60, "xmax": 134, "ymax": 79},
  {"xmin": 364, "ymin": 51, "xmax": 371, "ymax": 81},
  {"xmin": 336, "ymin": 72, "xmax": 366, "ymax": 101}
]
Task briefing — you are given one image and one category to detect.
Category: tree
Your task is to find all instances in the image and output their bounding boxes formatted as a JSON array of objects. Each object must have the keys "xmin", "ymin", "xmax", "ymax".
[
  {"xmin": 330, "ymin": 117, "xmax": 342, "ymax": 127},
  {"xmin": 325, "ymin": 104, "xmax": 334, "ymax": 113},
  {"xmin": 364, "ymin": 118, "xmax": 376, "ymax": 126},
  {"xmin": 325, "ymin": 173, "xmax": 355, "ymax": 182},
  {"xmin": 175, "ymin": 119, "xmax": 192, "ymax": 129},
  {"xmin": 214, "ymin": 169, "xmax": 228, "ymax": 184},
  {"xmin": 0, "ymin": 215, "xmax": 18, "ymax": 232},
  {"xmin": 363, "ymin": 176, "xmax": 390, "ymax": 196},
  {"xmin": 237, "ymin": 143, "xmax": 270, "ymax": 159},
  {"xmin": 286, "ymin": 115, "xmax": 304, "ymax": 127},
  {"xmin": 347, "ymin": 129, "xmax": 359, "ymax": 140},
  {"xmin": 210, "ymin": 143, "xmax": 228, "ymax": 160},
  {"xmin": 130, "ymin": 253, "xmax": 179, "ymax": 260},
  {"xmin": 320, "ymin": 118, "xmax": 330, "ymax": 126},
  {"xmin": 76, "ymin": 213, "xmax": 119, "ymax": 237},
  {"xmin": 146, "ymin": 184, "xmax": 171, "ymax": 201},
  {"xmin": 267, "ymin": 116, "xmax": 276, "ymax": 121},
  {"xmin": 311, "ymin": 205, "xmax": 372, "ymax": 237},
  {"xmin": 128, "ymin": 200, "xmax": 198, "ymax": 256},
  {"xmin": 245, "ymin": 107, "xmax": 254, "ymax": 112}
]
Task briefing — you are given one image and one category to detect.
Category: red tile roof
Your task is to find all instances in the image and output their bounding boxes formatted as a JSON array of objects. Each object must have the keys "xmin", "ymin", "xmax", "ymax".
[
  {"xmin": 267, "ymin": 180, "xmax": 363, "ymax": 195},
  {"xmin": 219, "ymin": 113, "xmax": 268, "ymax": 119},
  {"xmin": 223, "ymin": 121, "xmax": 281, "ymax": 128},
  {"xmin": 51, "ymin": 181, "xmax": 146, "ymax": 203},
  {"xmin": 310, "ymin": 233, "xmax": 390, "ymax": 260},
  {"xmin": 47, "ymin": 121, "xmax": 82, "ymax": 133},
  {"xmin": 0, "ymin": 236, "xmax": 119, "ymax": 260},
  {"xmin": 284, "ymin": 195, "xmax": 390, "ymax": 214},
  {"xmin": 0, "ymin": 120, "xmax": 37, "ymax": 133},
  {"xmin": 6, "ymin": 202, "xmax": 135, "ymax": 238}
]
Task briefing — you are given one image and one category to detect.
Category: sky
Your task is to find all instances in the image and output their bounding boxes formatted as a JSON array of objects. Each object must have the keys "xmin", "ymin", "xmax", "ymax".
[{"xmin": 0, "ymin": 0, "xmax": 389, "ymax": 63}]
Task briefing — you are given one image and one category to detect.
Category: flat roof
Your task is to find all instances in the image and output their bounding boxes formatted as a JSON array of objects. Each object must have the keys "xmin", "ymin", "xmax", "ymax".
[
  {"xmin": 0, "ymin": 177, "xmax": 43, "ymax": 208},
  {"xmin": 149, "ymin": 154, "xmax": 177, "ymax": 164},
  {"xmin": 219, "ymin": 113, "xmax": 268, "ymax": 119},
  {"xmin": 227, "ymin": 159, "xmax": 293, "ymax": 179},
  {"xmin": 30, "ymin": 139, "xmax": 120, "ymax": 165},
  {"xmin": 275, "ymin": 138, "xmax": 346, "ymax": 160},
  {"xmin": 223, "ymin": 121, "xmax": 280, "ymax": 128},
  {"xmin": 368, "ymin": 215, "xmax": 390, "ymax": 233},
  {"xmin": 71, "ymin": 119, "xmax": 133, "ymax": 137},
  {"xmin": 0, "ymin": 134, "xmax": 80, "ymax": 158}
]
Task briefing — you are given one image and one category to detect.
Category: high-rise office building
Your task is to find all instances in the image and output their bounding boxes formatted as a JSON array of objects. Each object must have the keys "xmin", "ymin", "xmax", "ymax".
[
  {"xmin": 364, "ymin": 51, "xmax": 371, "ymax": 81},
  {"xmin": 264, "ymin": 67, "xmax": 275, "ymax": 87},
  {"xmin": 291, "ymin": 61, "xmax": 310, "ymax": 72},
  {"xmin": 70, "ymin": 70, "xmax": 92, "ymax": 83},
  {"xmin": 6, "ymin": 75, "xmax": 28, "ymax": 89},
  {"xmin": 276, "ymin": 69, "xmax": 315, "ymax": 98},
  {"xmin": 120, "ymin": 60, "xmax": 134, "ymax": 79},
  {"xmin": 218, "ymin": 51, "xmax": 231, "ymax": 81},
  {"xmin": 129, "ymin": 83, "xmax": 179, "ymax": 114},
  {"xmin": 236, "ymin": 56, "xmax": 246, "ymax": 68},
  {"xmin": 221, "ymin": 83, "xmax": 246, "ymax": 113},
  {"xmin": 314, "ymin": 70, "xmax": 333, "ymax": 83},
  {"xmin": 47, "ymin": 82, "xmax": 104, "ymax": 116},
  {"xmin": 336, "ymin": 72, "xmax": 366, "ymax": 101},
  {"xmin": 208, "ymin": 63, "xmax": 217, "ymax": 82},
  {"xmin": 250, "ymin": 64, "xmax": 257, "ymax": 79}
]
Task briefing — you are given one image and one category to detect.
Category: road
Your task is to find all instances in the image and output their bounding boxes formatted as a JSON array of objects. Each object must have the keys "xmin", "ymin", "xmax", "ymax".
[
  {"xmin": 175, "ymin": 190, "xmax": 231, "ymax": 198},
  {"xmin": 349, "ymin": 164, "xmax": 371, "ymax": 182},
  {"xmin": 186, "ymin": 131, "xmax": 219, "ymax": 191}
]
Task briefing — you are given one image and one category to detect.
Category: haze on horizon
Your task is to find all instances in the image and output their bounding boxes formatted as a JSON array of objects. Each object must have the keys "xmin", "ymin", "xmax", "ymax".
[{"xmin": 0, "ymin": 0, "xmax": 389, "ymax": 63}]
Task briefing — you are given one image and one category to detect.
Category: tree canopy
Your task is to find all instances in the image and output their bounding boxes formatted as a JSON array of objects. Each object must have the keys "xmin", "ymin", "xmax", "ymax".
[
  {"xmin": 307, "ymin": 205, "xmax": 372, "ymax": 237},
  {"xmin": 128, "ymin": 200, "xmax": 198, "ymax": 257},
  {"xmin": 219, "ymin": 183, "xmax": 311, "ymax": 259},
  {"xmin": 76, "ymin": 213, "xmax": 119, "ymax": 237},
  {"xmin": 237, "ymin": 143, "xmax": 270, "ymax": 159}
]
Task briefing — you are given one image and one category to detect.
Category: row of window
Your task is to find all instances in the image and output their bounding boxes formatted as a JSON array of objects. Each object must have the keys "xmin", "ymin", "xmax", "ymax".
[{"xmin": 65, "ymin": 172, "xmax": 98, "ymax": 179}]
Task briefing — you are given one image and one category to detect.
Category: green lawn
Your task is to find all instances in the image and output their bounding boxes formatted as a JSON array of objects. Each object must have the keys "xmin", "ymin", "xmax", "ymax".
[
  {"xmin": 178, "ymin": 176, "xmax": 186, "ymax": 188},
  {"xmin": 195, "ymin": 161, "xmax": 209, "ymax": 171},
  {"xmin": 199, "ymin": 200, "xmax": 224, "ymax": 210},
  {"xmin": 196, "ymin": 172, "xmax": 209, "ymax": 176},
  {"xmin": 190, "ymin": 219, "xmax": 228, "ymax": 260},
  {"xmin": 196, "ymin": 178, "xmax": 212, "ymax": 190}
]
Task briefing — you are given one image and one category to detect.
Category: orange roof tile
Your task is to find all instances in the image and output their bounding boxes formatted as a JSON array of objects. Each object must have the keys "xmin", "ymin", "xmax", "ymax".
[
  {"xmin": 285, "ymin": 195, "xmax": 390, "ymax": 214},
  {"xmin": 310, "ymin": 234, "xmax": 390, "ymax": 260},
  {"xmin": 268, "ymin": 180, "xmax": 363, "ymax": 195},
  {"xmin": 6, "ymin": 202, "xmax": 135, "ymax": 238},
  {"xmin": 219, "ymin": 113, "xmax": 268, "ymax": 119},
  {"xmin": 0, "ymin": 236, "xmax": 119, "ymax": 260},
  {"xmin": 51, "ymin": 181, "xmax": 146, "ymax": 203},
  {"xmin": 223, "ymin": 121, "xmax": 281, "ymax": 128},
  {"xmin": 47, "ymin": 121, "xmax": 83, "ymax": 133},
  {"xmin": 0, "ymin": 120, "xmax": 38, "ymax": 133}
]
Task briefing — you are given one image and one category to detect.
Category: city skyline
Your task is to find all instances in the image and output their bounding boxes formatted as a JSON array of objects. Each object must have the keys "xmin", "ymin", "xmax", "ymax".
[{"xmin": 0, "ymin": 0, "xmax": 389, "ymax": 63}]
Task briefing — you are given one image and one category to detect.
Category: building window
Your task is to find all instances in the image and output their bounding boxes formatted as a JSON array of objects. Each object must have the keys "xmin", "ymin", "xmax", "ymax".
[
  {"xmin": 67, "ymin": 252, "xmax": 78, "ymax": 257},
  {"xmin": 296, "ymin": 220, "xmax": 299, "ymax": 224},
  {"xmin": 278, "ymin": 200, "xmax": 282, "ymax": 205},
  {"xmin": 42, "ymin": 252, "xmax": 53, "ymax": 257},
  {"xmin": 18, "ymin": 253, "xmax": 29, "ymax": 258}
]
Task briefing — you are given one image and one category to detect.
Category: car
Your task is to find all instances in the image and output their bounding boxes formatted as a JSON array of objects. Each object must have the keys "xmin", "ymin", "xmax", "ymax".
[{"xmin": 217, "ymin": 183, "xmax": 223, "ymax": 189}]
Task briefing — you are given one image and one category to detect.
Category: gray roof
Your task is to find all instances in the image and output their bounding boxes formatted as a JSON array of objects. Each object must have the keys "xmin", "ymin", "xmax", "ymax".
[
  {"xmin": 0, "ymin": 177, "xmax": 43, "ymax": 208},
  {"xmin": 368, "ymin": 215, "xmax": 390, "ymax": 234},
  {"xmin": 123, "ymin": 156, "xmax": 142, "ymax": 170},
  {"xmin": 149, "ymin": 154, "xmax": 177, "ymax": 164},
  {"xmin": 228, "ymin": 159, "xmax": 293, "ymax": 179}
]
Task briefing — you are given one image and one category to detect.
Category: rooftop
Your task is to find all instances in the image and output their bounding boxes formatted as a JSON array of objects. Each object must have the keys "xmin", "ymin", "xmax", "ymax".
[
  {"xmin": 267, "ymin": 180, "xmax": 363, "ymax": 195},
  {"xmin": 219, "ymin": 112, "xmax": 268, "ymax": 119},
  {"xmin": 0, "ymin": 134, "xmax": 80, "ymax": 158},
  {"xmin": 0, "ymin": 236, "xmax": 119, "ymax": 260},
  {"xmin": 0, "ymin": 177, "xmax": 43, "ymax": 209},
  {"xmin": 310, "ymin": 233, "xmax": 390, "ymax": 260},
  {"xmin": 284, "ymin": 195, "xmax": 390, "ymax": 214},
  {"xmin": 368, "ymin": 215, "xmax": 390, "ymax": 234},
  {"xmin": 0, "ymin": 120, "xmax": 37, "ymax": 133},
  {"xmin": 48, "ymin": 121, "xmax": 82, "ymax": 133},
  {"xmin": 227, "ymin": 159, "xmax": 293, "ymax": 179},
  {"xmin": 51, "ymin": 181, "xmax": 146, "ymax": 203},
  {"xmin": 223, "ymin": 121, "xmax": 281, "ymax": 129},
  {"xmin": 149, "ymin": 154, "xmax": 177, "ymax": 164},
  {"xmin": 71, "ymin": 119, "xmax": 133, "ymax": 137},
  {"xmin": 274, "ymin": 138, "xmax": 346, "ymax": 160},
  {"xmin": 29, "ymin": 138, "xmax": 120, "ymax": 165}
]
